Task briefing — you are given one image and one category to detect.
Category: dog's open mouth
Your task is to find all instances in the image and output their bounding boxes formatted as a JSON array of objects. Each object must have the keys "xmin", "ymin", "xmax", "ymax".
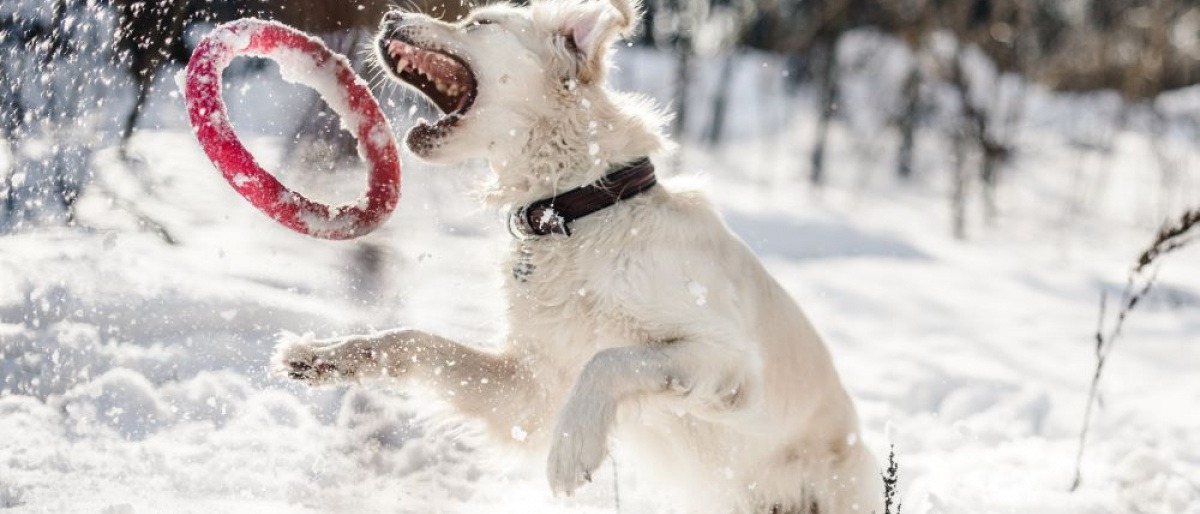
[{"xmin": 378, "ymin": 35, "xmax": 478, "ymax": 149}]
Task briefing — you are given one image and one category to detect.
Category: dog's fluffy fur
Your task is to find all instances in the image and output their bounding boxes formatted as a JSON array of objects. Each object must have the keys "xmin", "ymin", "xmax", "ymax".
[{"xmin": 274, "ymin": 1, "xmax": 881, "ymax": 512}]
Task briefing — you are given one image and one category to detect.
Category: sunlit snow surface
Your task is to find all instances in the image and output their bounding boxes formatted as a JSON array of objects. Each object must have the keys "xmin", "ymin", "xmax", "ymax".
[{"xmin": 2, "ymin": 48, "xmax": 1200, "ymax": 513}]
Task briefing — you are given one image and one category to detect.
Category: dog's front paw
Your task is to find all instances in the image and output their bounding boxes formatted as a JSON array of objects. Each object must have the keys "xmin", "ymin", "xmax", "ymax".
[
  {"xmin": 546, "ymin": 399, "xmax": 613, "ymax": 497},
  {"xmin": 272, "ymin": 333, "xmax": 356, "ymax": 386}
]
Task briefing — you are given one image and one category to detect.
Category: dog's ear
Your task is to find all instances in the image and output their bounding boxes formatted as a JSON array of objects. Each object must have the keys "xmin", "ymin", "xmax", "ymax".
[{"xmin": 562, "ymin": 0, "xmax": 639, "ymax": 83}]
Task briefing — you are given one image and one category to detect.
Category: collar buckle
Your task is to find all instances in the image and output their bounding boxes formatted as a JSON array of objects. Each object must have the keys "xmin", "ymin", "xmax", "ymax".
[{"xmin": 507, "ymin": 206, "xmax": 538, "ymax": 241}]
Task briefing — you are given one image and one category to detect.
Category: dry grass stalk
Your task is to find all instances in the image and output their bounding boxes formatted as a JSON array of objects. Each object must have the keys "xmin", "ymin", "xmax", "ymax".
[
  {"xmin": 878, "ymin": 444, "xmax": 901, "ymax": 514},
  {"xmin": 1070, "ymin": 206, "xmax": 1199, "ymax": 491}
]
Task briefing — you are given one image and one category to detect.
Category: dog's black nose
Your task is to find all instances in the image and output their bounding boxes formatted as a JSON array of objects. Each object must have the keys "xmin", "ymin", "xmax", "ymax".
[{"xmin": 382, "ymin": 10, "xmax": 405, "ymax": 25}]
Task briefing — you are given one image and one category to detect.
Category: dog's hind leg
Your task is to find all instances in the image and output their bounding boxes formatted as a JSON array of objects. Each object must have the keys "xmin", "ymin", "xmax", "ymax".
[
  {"xmin": 274, "ymin": 329, "xmax": 543, "ymax": 435},
  {"xmin": 545, "ymin": 338, "xmax": 757, "ymax": 496}
]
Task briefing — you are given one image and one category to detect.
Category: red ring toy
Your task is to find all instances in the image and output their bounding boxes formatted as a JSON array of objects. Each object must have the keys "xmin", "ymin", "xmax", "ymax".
[{"xmin": 184, "ymin": 19, "xmax": 400, "ymax": 240}]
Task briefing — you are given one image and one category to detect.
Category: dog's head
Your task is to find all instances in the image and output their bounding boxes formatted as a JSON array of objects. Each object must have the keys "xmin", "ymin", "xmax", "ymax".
[{"xmin": 374, "ymin": 0, "xmax": 640, "ymax": 164}]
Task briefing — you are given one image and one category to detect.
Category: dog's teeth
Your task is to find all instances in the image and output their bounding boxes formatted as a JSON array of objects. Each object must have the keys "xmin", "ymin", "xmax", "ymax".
[
  {"xmin": 435, "ymin": 80, "xmax": 447, "ymax": 93},
  {"xmin": 397, "ymin": 58, "xmax": 410, "ymax": 70},
  {"xmin": 388, "ymin": 41, "xmax": 403, "ymax": 56}
]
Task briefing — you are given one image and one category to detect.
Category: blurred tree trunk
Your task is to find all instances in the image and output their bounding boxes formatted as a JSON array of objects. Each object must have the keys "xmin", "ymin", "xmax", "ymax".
[
  {"xmin": 948, "ymin": 42, "xmax": 974, "ymax": 239},
  {"xmin": 980, "ymin": 93, "xmax": 1022, "ymax": 223},
  {"xmin": 809, "ymin": 38, "xmax": 839, "ymax": 186},
  {"xmin": 895, "ymin": 64, "xmax": 921, "ymax": 179},
  {"xmin": 950, "ymin": 42, "xmax": 1018, "ymax": 228},
  {"xmin": 1147, "ymin": 105, "xmax": 1179, "ymax": 220},
  {"xmin": 705, "ymin": 51, "xmax": 737, "ymax": 146},
  {"xmin": 672, "ymin": 44, "xmax": 692, "ymax": 140},
  {"xmin": 115, "ymin": 0, "xmax": 194, "ymax": 155},
  {"xmin": 951, "ymin": 128, "xmax": 969, "ymax": 240}
]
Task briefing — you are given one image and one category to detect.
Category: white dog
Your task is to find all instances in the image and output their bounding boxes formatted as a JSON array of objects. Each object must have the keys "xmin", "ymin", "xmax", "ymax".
[{"xmin": 274, "ymin": 0, "xmax": 881, "ymax": 512}]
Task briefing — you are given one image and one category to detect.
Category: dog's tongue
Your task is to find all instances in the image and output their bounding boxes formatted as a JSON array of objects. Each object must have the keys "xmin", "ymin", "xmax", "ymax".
[{"xmin": 428, "ymin": 54, "xmax": 470, "ymax": 85}]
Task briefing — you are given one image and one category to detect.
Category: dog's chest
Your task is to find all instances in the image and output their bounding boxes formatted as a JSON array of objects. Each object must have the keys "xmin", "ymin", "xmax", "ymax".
[
  {"xmin": 506, "ymin": 241, "xmax": 591, "ymax": 313},
  {"xmin": 504, "ymin": 240, "xmax": 637, "ymax": 348}
]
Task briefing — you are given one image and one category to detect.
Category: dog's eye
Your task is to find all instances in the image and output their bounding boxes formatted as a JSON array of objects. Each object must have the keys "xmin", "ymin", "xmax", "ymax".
[{"xmin": 466, "ymin": 18, "xmax": 496, "ymax": 30}]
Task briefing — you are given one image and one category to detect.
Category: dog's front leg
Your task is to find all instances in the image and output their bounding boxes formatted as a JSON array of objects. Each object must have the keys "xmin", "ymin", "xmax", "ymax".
[
  {"xmin": 546, "ymin": 340, "xmax": 754, "ymax": 496},
  {"xmin": 274, "ymin": 329, "xmax": 539, "ymax": 432}
]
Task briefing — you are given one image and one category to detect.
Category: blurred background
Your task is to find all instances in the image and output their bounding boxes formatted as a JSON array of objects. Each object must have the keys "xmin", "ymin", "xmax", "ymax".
[{"xmin": 2, "ymin": 0, "xmax": 1199, "ymax": 239}]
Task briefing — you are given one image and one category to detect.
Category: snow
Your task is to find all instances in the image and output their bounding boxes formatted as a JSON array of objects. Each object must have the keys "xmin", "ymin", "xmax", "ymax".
[
  {"xmin": 272, "ymin": 46, "xmax": 359, "ymax": 136},
  {"xmin": 3, "ymin": 40, "xmax": 1200, "ymax": 514}
]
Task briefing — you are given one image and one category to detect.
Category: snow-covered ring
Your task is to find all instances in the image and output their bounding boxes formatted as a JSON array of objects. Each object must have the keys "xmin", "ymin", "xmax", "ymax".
[{"xmin": 183, "ymin": 19, "xmax": 402, "ymax": 240}]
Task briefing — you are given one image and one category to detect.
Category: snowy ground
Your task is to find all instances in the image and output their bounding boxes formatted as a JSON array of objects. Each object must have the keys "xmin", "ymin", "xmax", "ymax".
[{"xmin": 2, "ymin": 49, "xmax": 1200, "ymax": 513}]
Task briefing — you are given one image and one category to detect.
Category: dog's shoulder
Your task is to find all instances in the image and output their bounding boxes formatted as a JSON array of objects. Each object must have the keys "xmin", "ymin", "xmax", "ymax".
[{"xmin": 573, "ymin": 179, "xmax": 763, "ymax": 328}]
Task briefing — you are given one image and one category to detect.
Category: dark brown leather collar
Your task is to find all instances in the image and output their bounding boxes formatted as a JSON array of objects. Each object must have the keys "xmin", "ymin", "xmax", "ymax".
[{"xmin": 508, "ymin": 158, "xmax": 657, "ymax": 239}]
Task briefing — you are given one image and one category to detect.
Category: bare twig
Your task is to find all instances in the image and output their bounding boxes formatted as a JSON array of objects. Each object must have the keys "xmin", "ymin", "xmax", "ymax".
[{"xmin": 1071, "ymin": 206, "xmax": 1199, "ymax": 491}]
